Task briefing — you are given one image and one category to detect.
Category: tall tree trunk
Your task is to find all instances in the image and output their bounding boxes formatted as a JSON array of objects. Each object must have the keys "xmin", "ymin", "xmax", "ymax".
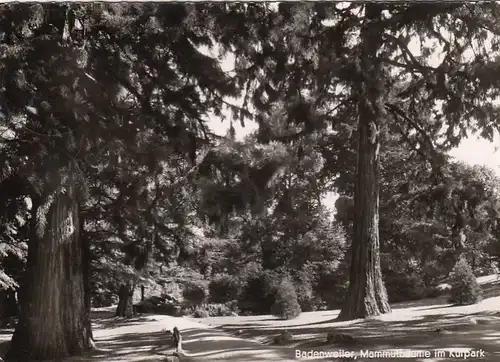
[
  {"xmin": 338, "ymin": 4, "xmax": 391, "ymax": 321},
  {"xmin": 141, "ymin": 285, "xmax": 145, "ymax": 302},
  {"xmin": 6, "ymin": 179, "xmax": 92, "ymax": 361},
  {"xmin": 115, "ymin": 282, "xmax": 134, "ymax": 317}
]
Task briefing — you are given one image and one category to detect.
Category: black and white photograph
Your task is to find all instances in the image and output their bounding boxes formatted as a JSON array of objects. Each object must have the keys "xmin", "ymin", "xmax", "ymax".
[{"xmin": 0, "ymin": 2, "xmax": 499, "ymax": 361}]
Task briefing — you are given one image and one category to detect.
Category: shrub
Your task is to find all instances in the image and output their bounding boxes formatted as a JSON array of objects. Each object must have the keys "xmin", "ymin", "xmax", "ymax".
[
  {"xmin": 448, "ymin": 258, "xmax": 482, "ymax": 306},
  {"xmin": 426, "ymin": 283, "xmax": 452, "ymax": 298},
  {"xmin": 187, "ymin": 302, "xmax": 240, "ymax": 318},
  {"xmin": 225, "ymin": 300, "xmax": 239, "ymax": 314},
  {"xmin": 385, "ymin": 271, "xmax": 427, "ymax": 303},
  {"xmin": 237, "ymin": 261, "xmax": 262, "ymax": 281},
  {"xmin": 293, "ymin": 271, "xmax": 316, "ymax": 312},
  {"xmin": 238, "ymin": 270, "xmax": 281, "ymax": 315},
  {"xmin": 271, "ymin": 278, "xmax": 301, "ymax": 320},
  {"xmin": 209, "ymin": 273, "xmax": 240, "ymax": 303},
  {"xmin": 173, "ymin": 305, "xmax": 182, "ymax": 317},
  {"xmin": 205, "ymin": 303, "xmax": 235, "ymax": 317},
  {"xmin": 215, "ymin": 304, "xmax": 233, "ymax": 316},
  {"xmin": 91, "ymin": 291, "xmax": 117, "ymax": 308},
  {"xmin": 134, "ymin": 296, "xmax": 177, "ymax": 315},
  {"xmin": 303, "ymin": 261, "xmax": 349, "ymax": 309},
  {"xmin": 193, "ymin": 307, "xmax": 210, "ymax": 318},
  {"xmin": 180, "ymin": 307, "xmax": 193, "ymax": 316},
  {"xmin": 421, "ymin": 260, "xmax": 449, "ymax": 287},
  {"xmin": 182, "ymin": 281, "xmax": 208, "ymax": 306}
]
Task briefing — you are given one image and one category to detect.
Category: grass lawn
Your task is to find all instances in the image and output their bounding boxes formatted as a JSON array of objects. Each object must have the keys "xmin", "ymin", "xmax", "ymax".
[{"xmin": 1, "ymin": 274, "xmax": 499, "ymax": 361}]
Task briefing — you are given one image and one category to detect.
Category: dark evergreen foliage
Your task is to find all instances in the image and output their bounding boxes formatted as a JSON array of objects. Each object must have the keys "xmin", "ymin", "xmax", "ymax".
[
  {"xmin": 271, "ymin": 277, "xmax": 301, "ymax": 320},
  {"xmin": 448, "ymin": 258, "xmax": 483, "ymax": 306},
  {"xmin": 182, "ymin": 281, "xmax": 208, "ymax": 307},
  {"xmin": 208, "ymin": 273, "xmax": 240, "ymax": 304}
]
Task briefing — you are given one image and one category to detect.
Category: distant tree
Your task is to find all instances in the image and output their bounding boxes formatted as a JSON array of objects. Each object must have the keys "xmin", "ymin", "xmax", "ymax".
[{"xmin": 337, "ymin": 131, "xmax": 500, "ymax": 301}]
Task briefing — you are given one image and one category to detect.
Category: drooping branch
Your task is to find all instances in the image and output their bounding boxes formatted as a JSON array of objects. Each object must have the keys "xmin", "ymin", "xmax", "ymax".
[
  {"xmin": 382, "ymin": 33, "xmax": 434, "ymax": 77},
  {"xmin": 384, "ymin": 103, "xmax": 447, "ymax": 182}
]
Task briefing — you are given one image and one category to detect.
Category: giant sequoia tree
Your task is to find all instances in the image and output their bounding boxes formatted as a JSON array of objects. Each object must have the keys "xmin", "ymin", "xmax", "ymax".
[
  {"xmin": 0, "ymin": 3, "xmax": 239, "ymax": 360},
  {"xmin": 332, "ymin": 3, "xmax": 500, "ymax": 320},
  {"xmin": 201, "ymin": 3, "xmax": 500, "ymax": 320},
  {"xmin": 1, "ymin": 5, "xmax": 96, "ymax": 359}
]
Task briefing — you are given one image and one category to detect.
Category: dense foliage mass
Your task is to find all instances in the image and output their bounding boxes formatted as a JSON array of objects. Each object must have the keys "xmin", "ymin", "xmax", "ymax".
[
  {"xmin": 1, "ymin": 3, "xmax": 500, "ymax": 360},
  {"xmin": 448, "ymin": 257, "xmax": 483, "ymax": 306},
  {"xmin": 271, "ymin": 277, "xmax": 302, "ymax": 320}
]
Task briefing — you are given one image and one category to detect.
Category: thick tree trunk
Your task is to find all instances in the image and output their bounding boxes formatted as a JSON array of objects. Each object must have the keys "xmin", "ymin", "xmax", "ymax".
[
  {"xmin": 115, "ymin": 282, "xmax": 134, "ymax": 317},
  {"xmin": 6, "ymin": 180, "xmax": 92, "ymax": 361},
  {"xmin": 338, "ymin": 5, "xmax": 391, "ymax": 321},
  {"xmin": 141, "ymin": 285, "xmax": 145, "ymax": 302}
]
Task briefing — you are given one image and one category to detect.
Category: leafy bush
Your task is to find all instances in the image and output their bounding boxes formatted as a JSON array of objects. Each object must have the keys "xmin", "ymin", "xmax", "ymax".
[
  {"xmin": 180, "ymin": 307, "xmax": 193, "ymax": 316},
  {"xmin": 134, "ymin": 296, "xmax": 178, "ymax": 315},
  {"xmin": 134, "ymin": 299, "xmax": 157, "ymax": 314},
  {"xmin": 293, "ymin": 271, "xmax": 316, "ymax": 312},
  {"xmin": 225, "ymin": 299, "xmax": 239, "ymax": 314},
  {"xmin": 214, "ymin": 304, "xmax": 232, "ymax": 317},
  {"xmin": 209, "ymin": 273, "xmax": 241, "ymax": 303},
  {"xmin": 207, "ymin": 303, "xmax": 236, "ymax": 317},
  {"xmin": 385, "ymin": 271, "xmax": 427, "ymax": 303},
  {"xmin": 237, "ymin": 261, "xmax": 262, "ymax": 280},
  {"xmin": 238, "ymin": 269, "xmax": 282, "ymax": 315},
  {"xmin": 426, "ymin": 283, "xmax": 451, "ymax": 298},
  {"xmin": 182, "ymin": 281, "xmax": 208, "ymax": 306},
  {"xmin": 271, "ymin": 277, "xmax": 301, "ymax": 320},
  {"xmin": 421, "ymin": 259, "xmax": 449, "ymax": 287},
  {"xmin": 91, "ymin": 288, "xmax": 117, "ymax": 308},
  {"xmin": 193, "ymin": 307, "xmax": 210, "ymax": 318},
  {"xmin": 188, "ymin": 302, "xmax": 239, "ymax": 318},
  {"xmin": 448, "ymin": 258, "xmax": 482, "ymax": 306},
  {"xmin": 303, "ymin": 261, "xmax": 348, "ymax": 309},
  {"xmin": 173, "ymin": 305, "xmax": 182, "ymax": 317}
]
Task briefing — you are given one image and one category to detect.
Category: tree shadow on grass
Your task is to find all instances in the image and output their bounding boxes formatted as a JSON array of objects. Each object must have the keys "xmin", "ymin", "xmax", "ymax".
[
  {"xmin": 92, "ymin": 315, "xmax": 161, "ymax": 330},
  {"xmin": 391, "ymin": 295, "xmax": 450, "ymax": 310},
  {"xmin": 2, "ymin": 311, "xmax": 500, "ymax": 362},
  {"xmin": 165, "ymin": 327, "xmax": 295, "ymax": 361},
  {"xmin": 481, "ymin": 280, "xmax": 500, "ymax": 299},
  {"xmin": 217, "ymin": 309, "xmax": 500, "ymax": 358},
  {"xmin": 65, "ymin": 326, "xmax": 294, "ymax": 362},
  {"xmin": 58, "ymin": 329, "xmax": 177, "ymax": 362},
  {"xmin": 173, "ymin": 315, "xmax": 500, "ymax": 361},
  {"xmin": 2, "ymin": 293, "xmax": 499, "ymax": 362}
]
